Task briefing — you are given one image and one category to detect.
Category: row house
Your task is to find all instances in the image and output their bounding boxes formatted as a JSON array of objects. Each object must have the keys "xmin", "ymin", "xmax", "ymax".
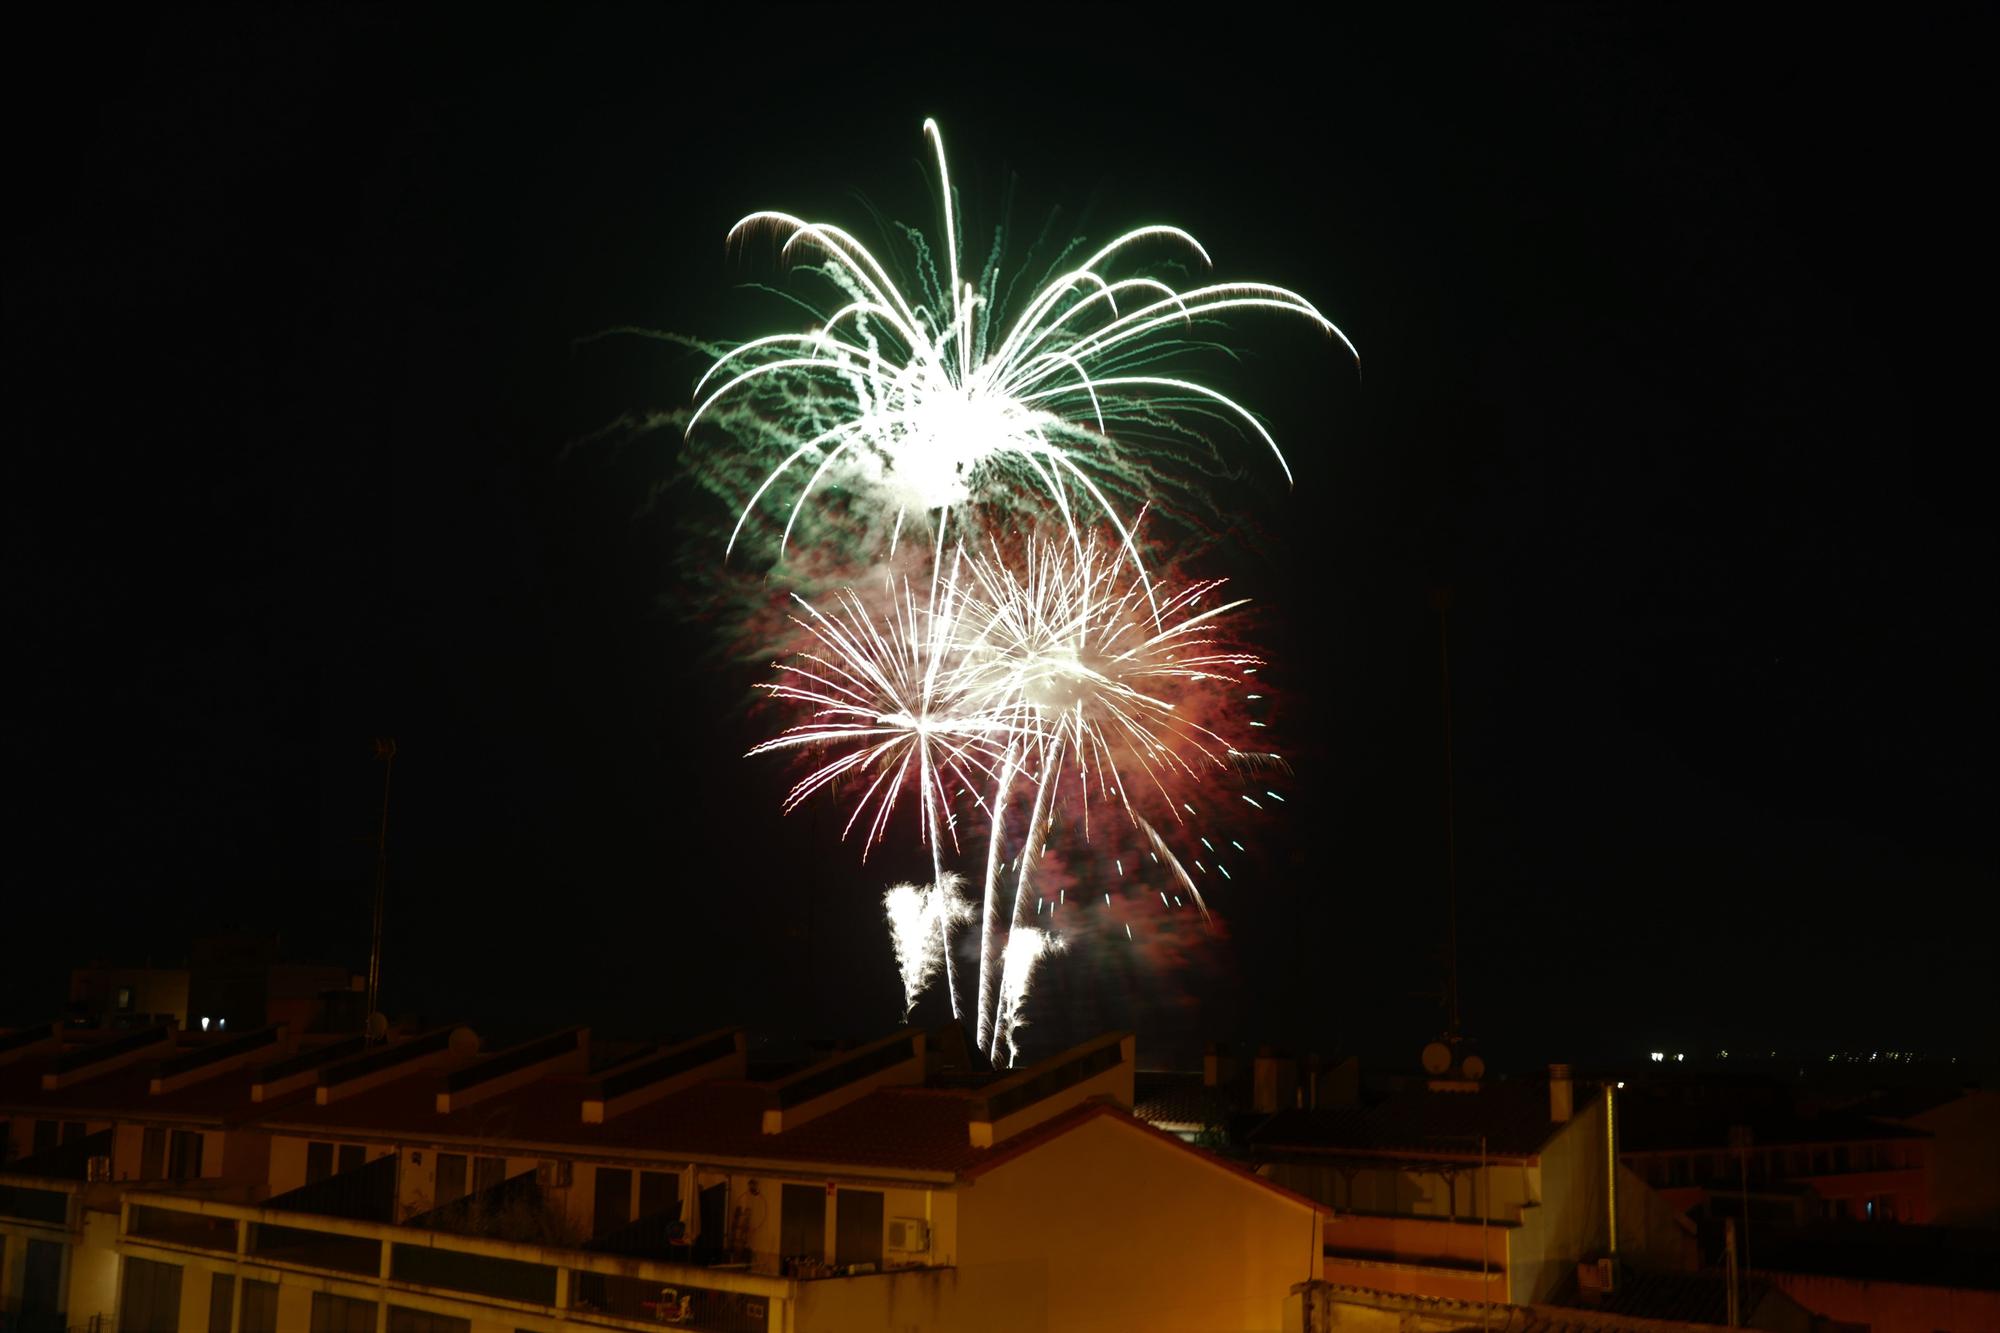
[
  {"xmin": 1244, "ymin": 1065, "xmax": 1696, "ymax": 1307},
  {"xmin": 3, "ymin": 1020, "xmax": 1326, "ymax": 1332}
]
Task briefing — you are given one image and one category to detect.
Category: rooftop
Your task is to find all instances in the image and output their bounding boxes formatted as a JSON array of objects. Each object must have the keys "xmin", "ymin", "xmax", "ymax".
[{"xmin": 1251, "ymin": 1076, "xmax": 1578, "ymax": 1159}]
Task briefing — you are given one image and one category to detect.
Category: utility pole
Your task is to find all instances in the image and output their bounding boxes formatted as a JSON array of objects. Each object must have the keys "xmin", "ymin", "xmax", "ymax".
[{"xmin": 365, "ymin": 738, "xmax": 396, "ymax": 1041}]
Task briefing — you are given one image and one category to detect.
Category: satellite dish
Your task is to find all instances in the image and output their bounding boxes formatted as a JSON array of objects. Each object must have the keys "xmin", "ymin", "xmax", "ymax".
[
  {"xmin": 1422, "ymin": 1041, "xmax": 1453, "ymax": 1075},
  {"xmin": 1462, "ymin": 1054, "xmax": 1486, "ymax": 1081},
  {"xmin": 366, "ymin": 1012, "xmax": 389, "ymax": 1039},
  {"xmin": 448, "ymin": 1026, "xmax": 481, "ymax": 1057}
]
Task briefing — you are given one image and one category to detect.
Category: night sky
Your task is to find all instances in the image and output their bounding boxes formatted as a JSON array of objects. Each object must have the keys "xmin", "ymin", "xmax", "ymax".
[{"xmin": 9, "ymin": 10, "xmax": 1992, "ymax": 1071}]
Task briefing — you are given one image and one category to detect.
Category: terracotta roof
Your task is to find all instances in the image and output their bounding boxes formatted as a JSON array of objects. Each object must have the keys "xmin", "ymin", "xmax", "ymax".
[
  {"xmin": 0, "ymin": 1058, "xmax": 314, "ymax": 1125},
  {"xmin": 1750, "ymin": 1223, "xmax": 2000, "ymax": 1290},
  {"xmin": 958, "ymin": 1098, "xmax": 1330, "ymax": 1215},
  {"xmin": 1615, "ymin": 1095, "xmax": 1930, "ymax": 1153},
  {"xmin": 1133, "ymin": 1071, "xmax": 1230, "ymax": 1129},
  {"xmin": 1546, "ymin": 1266, "xmax": 1797, "ymax": 1327},
  {"xmin": 1251, "ymin": 1079, "xmax": 1573, "ymax": 1159},
  {"xmin": 260, "ymin": 1072, "xmax": 988, "ymax": 1176}
]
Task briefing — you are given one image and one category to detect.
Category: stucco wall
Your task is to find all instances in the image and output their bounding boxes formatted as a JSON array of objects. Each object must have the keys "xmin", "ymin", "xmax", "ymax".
[
  {"xmin": 1910, "ymin": 1091, "xmax": 2000, "ymax": 1227},
  {"xmin": 66, "ymin": 1209, "xmax": 121, "ymax": 1324},
  {"xmin": 1507, "ymin": 1093, "xmax": 1608, "ymax": 1302},
  {"xmin": 956, "ymin": 1114, "xmax": 1321, "ymax": 1333}
]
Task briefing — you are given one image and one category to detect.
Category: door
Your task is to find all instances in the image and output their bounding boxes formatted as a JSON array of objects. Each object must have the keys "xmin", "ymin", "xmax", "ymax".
[
  {"xmin": 695, "ymin": 1181, "xmax": 727, "ymax": 1262},
  {"xmin": 780, "ymin": 1183, "xmax": 824, "ymax": 1264},
  {"xmin": 593, "ymin": 1166, "xmax": 632, "ymax": 1238},
  {"xmin": 835, "ymin": 1188, "xmax": 884, "ymax": 1268}
]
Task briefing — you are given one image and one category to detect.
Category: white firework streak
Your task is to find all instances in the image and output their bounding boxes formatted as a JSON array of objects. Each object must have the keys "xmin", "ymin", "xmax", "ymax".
[
  {"xmin": 752, "ymin": 526, "xmax": 1264, "ymax": 1057},
  {"xmin": 990, "ymin": 927, "xmax": 1064, "ymax": 1069},
  {"xmin": 689, "ymin": 119, "xmax": 1356, "ymax": 578},
  {"xmin": 748, "ymin": 539, "xmax": 1016, "ymax": 1018},
  {"xmin": 956, "ymin": 530, "xmax": 1260, "ymax": 1058},
  {"xmin": 883, "ymin": 875, "xmax": 973, "ymax": 1018}
]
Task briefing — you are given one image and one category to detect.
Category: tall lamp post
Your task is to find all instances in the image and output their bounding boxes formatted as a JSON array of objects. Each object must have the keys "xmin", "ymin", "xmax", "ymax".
[{"xmin": 365, "ymin": 738, "xmax": 396, "ymax": 1040}]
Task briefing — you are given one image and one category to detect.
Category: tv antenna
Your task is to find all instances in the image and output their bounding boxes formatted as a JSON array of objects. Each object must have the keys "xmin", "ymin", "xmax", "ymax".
[
  {"xmin": 365, "ymin": 737, "xmax": 397, "ymax": 1040},
  {"xmin": 1432, "ymin": 586, "xmax": 1461, "ymax": 1043}
]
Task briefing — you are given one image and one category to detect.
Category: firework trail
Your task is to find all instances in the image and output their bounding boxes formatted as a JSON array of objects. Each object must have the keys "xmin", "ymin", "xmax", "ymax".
[
  {"xmin": 955, "ymin": 528, "xmax": 1262, "ymax": 1057},
  {"xmin": 990, "ymin": 926, "xmax": 1064, "ymax": 1068},
  {"xmin": 751, "ymin": 523, "xmax": 1265, "ymax": 1051},
  {"xmin": 746, "ymin": 532, "xmax": 1014, "ymax": 1017}
]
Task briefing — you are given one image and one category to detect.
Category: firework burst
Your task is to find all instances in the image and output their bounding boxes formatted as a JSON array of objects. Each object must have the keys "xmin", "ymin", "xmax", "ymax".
[
  {"xmin": 673, "ymin": 120, "xmax": 1347, "ymax": 1063},
  {"xmin": 689, "ymin": 119, "xmax": 1355, "ymax": 575}
]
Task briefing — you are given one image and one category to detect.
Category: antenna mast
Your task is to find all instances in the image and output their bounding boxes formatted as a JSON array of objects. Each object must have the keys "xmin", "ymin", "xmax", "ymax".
[
  {"xmin": 1432, "ymin": 587, "xmax": 1461, "ymax": 1040},
  {"xmin": 365, "ymin": 737, "xmax": 397, "ymax": 1040}
]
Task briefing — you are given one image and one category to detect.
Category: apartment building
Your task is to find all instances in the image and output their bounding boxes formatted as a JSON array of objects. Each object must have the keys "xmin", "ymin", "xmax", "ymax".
[{"xmin": 2, "ymin": 1020, "xmax": 1326, "ymax": 1332}]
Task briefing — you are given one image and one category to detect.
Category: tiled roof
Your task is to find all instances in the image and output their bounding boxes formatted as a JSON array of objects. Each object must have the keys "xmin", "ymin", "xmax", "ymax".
[
  {"xmin": 1848, "ymin": 1084, "xmax": 1978, "ymax": 1121},
  {"xmin": 1615, "ymin": 1095, "xmax": 1930, "ymax": 1153},
  {"xmin": 0, "ymin": 1059, "xmax": 314, "ymax": 1125},
  {"xmin": 1314, "ymin": 1280, "xmax": 1744, "ymax": 1333},
  {"xmin": 1751, "ymin": 1223, "xmax": 2000, "ymax": 1290},
  {"xmin": 1251, "ymin": 1079, "xmax": 1573, "ymax": 1159},
  {"xmin": 261, "ymin": 1072, "xmax": 989, "ymax": 1176},
  {"xmin": 1546, "ymin": 1265, "xmax": 1795, "ymax": 1327},
  {"xmin": 1133, "ymin": 1071, "xmax": 1230, "ymax": 1129}
]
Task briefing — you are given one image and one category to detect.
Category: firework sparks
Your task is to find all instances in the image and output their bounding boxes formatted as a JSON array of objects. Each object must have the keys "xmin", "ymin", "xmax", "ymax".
[
  {"xmin": 989, "ymin": 926, "xmax": 1064, "ymax": 1068},
  {"xmin": 883, "ymin": 875, "xmax": 973, "ymax": 1018},
  {"xmin": 692, "ymin": 121, "xmax": 1344, "ymax": 1064},
  {"xmin": 690, "ymin": 119, "xmax": 1354, "ymax": 573},
  {"xmin": 752, "ymin": 523, "xmax": 1265, "ymax": 1058}
]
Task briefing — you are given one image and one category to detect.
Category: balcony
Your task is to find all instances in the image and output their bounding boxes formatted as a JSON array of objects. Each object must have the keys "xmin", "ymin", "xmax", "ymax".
[{"xmin": 117, "ymin": 1192, "xmax": 950, "ymax": 1332}]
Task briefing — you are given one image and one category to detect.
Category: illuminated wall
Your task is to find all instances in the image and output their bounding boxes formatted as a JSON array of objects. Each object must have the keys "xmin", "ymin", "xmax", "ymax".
[{"xmin": 954, "ymin": 1113, "xmax": 1322, "ymax": 1333}]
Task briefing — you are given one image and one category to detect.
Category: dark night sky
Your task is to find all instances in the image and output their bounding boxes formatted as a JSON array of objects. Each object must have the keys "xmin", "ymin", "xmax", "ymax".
[{"xmin": 8, "ymin": 9, "xmax": 1992, "ymax": 1070}]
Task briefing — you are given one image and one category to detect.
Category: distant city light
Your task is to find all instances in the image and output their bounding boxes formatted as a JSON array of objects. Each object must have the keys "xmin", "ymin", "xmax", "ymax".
[
  {"xmin": 1650, "ymin": 1052, "xmax": 1664, "ymax": 1062},
  {"xmin": 200, "ymin": 1017, "xmax": 210, "ymax": 1031}
]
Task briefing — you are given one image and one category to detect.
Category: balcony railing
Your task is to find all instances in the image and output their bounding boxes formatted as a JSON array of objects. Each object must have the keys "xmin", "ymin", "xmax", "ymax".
[{"xmin": 116, "ymin": 1192, "xmax": 806, "ymax": 1331}]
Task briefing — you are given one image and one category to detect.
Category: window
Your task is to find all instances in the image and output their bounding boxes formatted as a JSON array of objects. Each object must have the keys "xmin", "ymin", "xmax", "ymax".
[
  {"xmin": 594, "ymin": 1167, "xmax": 633, "ymax": 1237},
  {"xmin": 780, "ymin": 1183, "xmax": 825, "ymax": 1263},
  {"xmin": 142, "ymin": 1126, "xmax": 167, "ymax": 1180},
  {"xmin": 169, "ymin": 1129, "xmax": 205, "ymax": 1180},
  {"xmin": 306, "ymin": 1141, "xmax": 335, "ymax": 1184},
  {"xmin": 208, "ymin": 1273, "xmax": 235, "ymax": 1333},
  {"xmin": 639, "ymin": 1169, "xmax": 681, "ymax": 1222},
  {"xmin": 62, "ymin": 1121, "xmax": 87, "ymax": 1145},
  {"xmin": 120, "ymin": 1256, "xmax": 185, "ymax": 1333},
  {"xmin": 338, "ymin": 1143, "xmax": 365, "ymax": 1175},
  {"xmin": 310, "ymin": 1292, "xmax": 378, "ymax": 1333},
  {"xmin": 387, "ymin": 1309, "xmax": 470, "ymax": 1333},
  {"xmin": 435, "ymin": 1153, "xmax": 467, "ymax": 1205},
  {"xmin": 835, "ymin": 1188, "xmax": 884, "ymax": 1268},
  {"xmin": 239, "ymin": 1279, "xmax": 279, "ymax": 1333},
  {"xmin": 34, "ymin": 1119, "xmax": 58, "ymax": 1154},
  {"xmin": 118, "ymin": 987, "xmax": 134, "ymax": 1011}
]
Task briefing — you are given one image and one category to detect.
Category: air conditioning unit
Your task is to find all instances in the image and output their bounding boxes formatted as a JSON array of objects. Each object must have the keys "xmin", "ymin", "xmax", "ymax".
[
  {"xmin": 886, "ymin": 1218, "xmax": 929, "ymax": 1252},
  {"xmin": 1577, "ymin": 1257, "xmax": 1615, "ymax": 1292},
  {"xmin": 87, "ymin": 1155, "xmax": 113, "ymax": 1183},
  {"xmin": 536, "ymin": 1160, "xmax": 573, "ymax": 1189}
]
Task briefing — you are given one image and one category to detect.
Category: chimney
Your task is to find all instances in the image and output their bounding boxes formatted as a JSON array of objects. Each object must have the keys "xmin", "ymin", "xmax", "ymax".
[
  {"xmin": 1550, "ymin": 1063, "xmax": 1574, "ymax": 1123},
  {"xmin": 1253, "ymin": 1046, "xmax": 1281, "ymax": 1113},
  {"xmin": 1204, "ymin": 1042, "xmax": 1237, "ymax": 1089}
]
